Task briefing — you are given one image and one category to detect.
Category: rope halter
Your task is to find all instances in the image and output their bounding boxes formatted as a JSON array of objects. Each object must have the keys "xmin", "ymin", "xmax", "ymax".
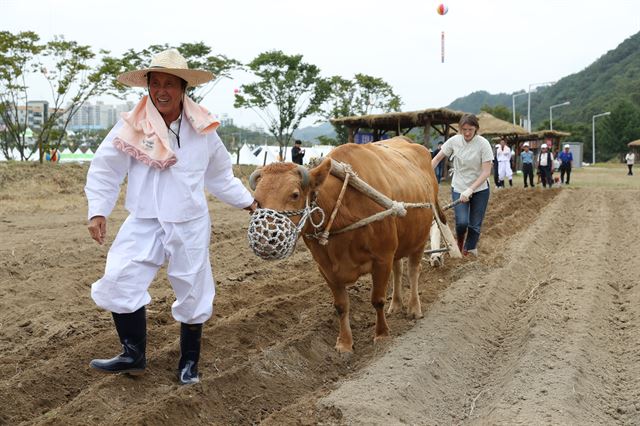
[{"xmin": 247, "ymin": 197, "xmax": 325, "ymax": 260}]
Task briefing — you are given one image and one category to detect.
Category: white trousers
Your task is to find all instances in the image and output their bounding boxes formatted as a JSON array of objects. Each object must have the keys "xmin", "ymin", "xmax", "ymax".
[
  {"xmin": 498, "ymin": 160, "xmax": 513, "ymax": 181},
  {"xmin": 91, "ymin": 214, "xmax": 214, "ymax": 324}
]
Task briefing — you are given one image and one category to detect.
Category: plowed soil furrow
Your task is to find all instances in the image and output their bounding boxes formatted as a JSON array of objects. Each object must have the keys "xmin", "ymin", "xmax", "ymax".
[
  {"xmin": 11, "ymin": 161, "xmax": 636, "ymax": 426},
  {"xmin": 318, "ymin": 188, "xmax": 640, "ymax": 425}
]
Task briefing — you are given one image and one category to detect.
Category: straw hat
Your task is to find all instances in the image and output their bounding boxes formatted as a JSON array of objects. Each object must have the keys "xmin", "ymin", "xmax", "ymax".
[{"xmin": 117, "ymin": 49, "xmax": 214, "ymax": 88}]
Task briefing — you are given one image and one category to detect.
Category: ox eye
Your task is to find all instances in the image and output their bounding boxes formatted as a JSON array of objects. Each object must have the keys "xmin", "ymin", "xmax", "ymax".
[{"xmin": 291, "ymin": 191, "xmax": 300, "ymax": 201}]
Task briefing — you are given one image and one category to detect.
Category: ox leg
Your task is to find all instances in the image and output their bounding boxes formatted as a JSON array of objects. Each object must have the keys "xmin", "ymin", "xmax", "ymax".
[
  {"xmin": 329, "ymin": 284, "xmax": 353, "ymax": 353},
  {"xmin": 371, "ymin": 261, "xmax": 392, "ymax": 342},
  {"xmin": 387, "ymin": 259, "xmax": 404, "ymax": 315},
  {"xmin": 429, "ymin": 221, "xmax": 444, "ymax": 267},
  {"xmin": 407, "ymin": 251, "xmax": 424, "ymax": 319}
]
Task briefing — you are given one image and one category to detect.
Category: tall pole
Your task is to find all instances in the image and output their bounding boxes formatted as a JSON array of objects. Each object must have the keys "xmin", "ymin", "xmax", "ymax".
[
  {"xmin": 512, "ymin": 92, "xmax": 527, "ymax": 125},
  {"xmin": 549, "ymin": 101, "xmax": 570, "ymax": 131},
  {"xmin": 527, "ymin": 81, "xmax": 556, "ymax": 132},
  {"xmin": 592, "ymin": 111, "xmax": 611, "ymax": 164}
]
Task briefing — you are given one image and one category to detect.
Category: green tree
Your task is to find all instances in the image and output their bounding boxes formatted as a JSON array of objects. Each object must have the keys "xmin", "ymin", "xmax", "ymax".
[
  {"xmin": 323, "ymin": 74, "xmax": 402, "ymax": 144},
  {"xmin": 0, "ymin": 31, "xmax": 121, "ymax": 162},
  {"xmin": 36, "ymin": 37, "xmax": 122, "ymax": 162},
  {"xmin": 317, "ymin": 135, "xmax": 339, "ymax": 146},
  {"xmin": 600, "ymin": 100, "xmax": 640, "ymax": 161},
  {"xmin": 0, "ymin": 31, "xmax": 43, "ymax": 160},
  {"xmin": 234, "ymin": 50, "xmax": 330, "ymax": 158},
  {"xmin": 115, "ymin": 42, "xmax": 241, "ymax": 103},
  {"xmin": 480, "ymin": 103, "xmax": 514, "ymax": 123}
]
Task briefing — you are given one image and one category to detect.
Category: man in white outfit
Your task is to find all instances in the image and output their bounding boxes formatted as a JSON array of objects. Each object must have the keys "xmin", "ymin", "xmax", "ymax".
[
  {"xmin": 496, "ymin": 138, "xmax": 513, "ymax": 187},
  {"xmin": 85, "ymin": 49, "xmax": 257, "ymax": 384}
]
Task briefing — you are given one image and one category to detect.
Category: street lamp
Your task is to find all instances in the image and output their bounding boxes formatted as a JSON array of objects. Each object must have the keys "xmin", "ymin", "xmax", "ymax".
[
  {"xmin": 527, "ymin": 81, "xmax": 556, "ymax": 132},
  {"xmin": 549, "ymin": 101, "xmax": 570, "ymax": 131},
  {"xmin": 592, "ymin": 111, "xmax": 611, "ymax": 164},
  {"xmin": 512, "ymin": 92, "xmax": 527, "ymax": 125}
]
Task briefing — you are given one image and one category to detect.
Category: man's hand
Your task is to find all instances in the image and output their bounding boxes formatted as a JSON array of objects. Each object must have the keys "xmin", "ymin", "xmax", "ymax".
[
  {"xmin": 88, "ymin": 216, "xmax": 107, "ymax": 245},
  {"xmin": 244, "ymin": 200, "xmax": 258, "ymax": 214}
]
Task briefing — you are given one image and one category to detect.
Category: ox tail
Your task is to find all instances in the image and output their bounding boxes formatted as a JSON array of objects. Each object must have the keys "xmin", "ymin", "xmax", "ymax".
[{"xmin": 432, "ymin": 200, "xmax": 462, "ymax": 258}]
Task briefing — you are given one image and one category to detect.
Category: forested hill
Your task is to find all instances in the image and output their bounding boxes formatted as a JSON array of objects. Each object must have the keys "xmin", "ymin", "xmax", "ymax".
[
  {"xmin": 448, "ymin": 31, "xmax": 640, "ymax": 123},
  {"xmin": 446, "ymin": 31, "xmax": 640, "ymax": 160}
]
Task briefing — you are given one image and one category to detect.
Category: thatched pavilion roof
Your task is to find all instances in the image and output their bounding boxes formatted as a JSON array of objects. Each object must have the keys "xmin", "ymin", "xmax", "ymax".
[
  {"xmin": 496, "ymin": 129, "xmax": 571, "ymax": 143},
  {"xmin": 330, "ymin": 108, "xmax": 464, "ymax": 132},
  {"xmin": 627, "ymin": 139, "xmax": 640, "ymax": 147},
  {"xmin": 450, "ymin": 112, "xmax": 527, "ymax": 138}
]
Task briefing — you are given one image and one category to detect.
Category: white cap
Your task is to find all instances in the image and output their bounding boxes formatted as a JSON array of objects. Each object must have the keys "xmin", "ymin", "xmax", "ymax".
[
  {"xmin": 541, "ymin": 143, "xmax": 548, "ymax": 149},
  {"xmin": 564, "ymin": 144, "xmax": 570, "ymax": 149},
  {"xmin": 523, "ymin": 142, "xmax": 530, "ymax": 147},
  {"xmin": 495, "ymin": 144, "xmax": 500, "ymax": 148}
]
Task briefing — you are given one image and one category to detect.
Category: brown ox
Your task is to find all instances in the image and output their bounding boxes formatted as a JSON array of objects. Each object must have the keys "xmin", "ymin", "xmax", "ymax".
[{"xmin": 250, "ymin": 137, "xmax": 450, "ymax": 353}]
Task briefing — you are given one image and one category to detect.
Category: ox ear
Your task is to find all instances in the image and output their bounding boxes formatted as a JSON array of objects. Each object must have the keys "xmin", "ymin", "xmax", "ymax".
[{"xmin": 309, "ymin": 157, "xmax": 332, "ymax": 191}]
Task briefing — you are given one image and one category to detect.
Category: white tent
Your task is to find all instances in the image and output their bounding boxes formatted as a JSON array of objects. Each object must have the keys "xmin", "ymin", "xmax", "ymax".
[
  {"xmin": 60, "ymin": 148, "xmax": 94, "ymax": 163},
  {"xmin": 252, "ymin": 145, "xmax": 280, "ymax": 165},
  {"xmin": 236, "ymin": 144, "xmax": 262, "ymax": 166}
]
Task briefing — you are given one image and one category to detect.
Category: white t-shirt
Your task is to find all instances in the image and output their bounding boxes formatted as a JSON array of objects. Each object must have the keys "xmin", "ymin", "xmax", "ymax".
[
  {"xmin": 441, "ymin": 134, "xmax": 494, "ymax": 193},
  {"xmin": 626, "ymin": 153, "xmax": 635, "ymax": 165}
]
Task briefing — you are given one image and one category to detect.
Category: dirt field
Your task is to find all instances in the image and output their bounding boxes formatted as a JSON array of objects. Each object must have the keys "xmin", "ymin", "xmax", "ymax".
[{"xmin": 0, "ymin": 162, "xmax": 638, "ymax": 425}]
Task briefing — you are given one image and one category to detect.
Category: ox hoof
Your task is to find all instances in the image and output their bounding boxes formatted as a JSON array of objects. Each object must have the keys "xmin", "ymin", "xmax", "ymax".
[
  {"xmin": 429, "ymin": 255, "xmax": 444, "ymax": 267},
  {"xmin": 335, "ymin": 340, "xmax": 353, "ymax": 354},
  {"xmin": 373, "ymin": 333, "xmax": 391, "ymax": 344},
  {"xmin": 408, "ymin": 309, "xmax": 424, "ymax": 320},
  {"xmin": 387, "ymin": 301, "xmax": 404, "ymax": 315}
]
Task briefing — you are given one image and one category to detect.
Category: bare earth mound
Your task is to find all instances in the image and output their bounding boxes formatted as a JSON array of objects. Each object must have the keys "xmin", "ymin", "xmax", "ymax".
[{"xmin": 1, "ymin": 162, "xmax": 636, "ymax": 425}]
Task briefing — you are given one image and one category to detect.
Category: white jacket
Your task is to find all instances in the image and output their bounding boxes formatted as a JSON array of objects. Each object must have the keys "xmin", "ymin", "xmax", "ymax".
[
  {"xmin": 85, "ymin": 119, "xmax": 253, "ymax": 222},
  {"xmin": 496, "ymin": 146, "xmax": 512, "ymax": 162}
]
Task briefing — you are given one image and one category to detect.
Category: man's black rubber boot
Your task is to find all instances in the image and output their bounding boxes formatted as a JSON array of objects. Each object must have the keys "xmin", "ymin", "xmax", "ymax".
[
  {"xmin": 177, "ymin": 323, "xmax": 202, "ymax": 385},
  {"xmin": 90, "ymin": 306, "xmax": 147, "ymax": 375}
]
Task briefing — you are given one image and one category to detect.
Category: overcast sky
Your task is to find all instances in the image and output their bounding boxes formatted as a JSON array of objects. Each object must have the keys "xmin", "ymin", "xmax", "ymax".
[{"xmin": 2, "ymin": 0, "xmax": 639, "ymax": 128}]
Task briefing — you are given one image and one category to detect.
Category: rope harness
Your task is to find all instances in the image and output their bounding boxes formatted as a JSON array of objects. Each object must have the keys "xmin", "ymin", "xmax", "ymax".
[{"xmin": 247, "ymin": 159, "xmax": 456, "ymax": 260}]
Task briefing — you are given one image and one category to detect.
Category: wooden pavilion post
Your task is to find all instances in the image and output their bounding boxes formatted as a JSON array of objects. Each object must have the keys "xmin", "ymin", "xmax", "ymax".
[
  {"xmin": 348, "ymin": 127, "xmax": 355, "ymax": 144},
  {"xmin": 423, "ymin": 118, "xmax": 431, "ymax": 147},
  {"xmin": 442, "ymin": 124, "xmax": 451, "ymax": 180}
]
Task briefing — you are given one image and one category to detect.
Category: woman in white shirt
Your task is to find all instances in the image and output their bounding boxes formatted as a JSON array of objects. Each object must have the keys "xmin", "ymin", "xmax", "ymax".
[
  {"xmin": 432, "ymin": 114, "xmax": 494, "ymax": 256},
  {"xmin": 625, "ymin": 151, "xmax": 635, "ymax": 176}
]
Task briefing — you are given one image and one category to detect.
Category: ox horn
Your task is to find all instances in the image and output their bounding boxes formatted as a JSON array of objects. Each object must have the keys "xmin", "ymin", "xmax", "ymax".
[
  {"xmin": 297, "ymin": 165, "xmax": 309, "ymax": 190},
  {"xmin": 249, "ymin": 169, "xmax": 261, "ymax": 191}
]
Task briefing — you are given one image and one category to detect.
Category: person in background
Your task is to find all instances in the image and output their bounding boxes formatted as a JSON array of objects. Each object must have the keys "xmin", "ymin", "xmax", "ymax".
[
  {"xmin": 432, "ymin": 141, "xmax": 444, "ymax": 183},
  {"xmin": 496, "ymin": 138, "xmax": 513, "ymax": 187},
  {"xmin": 538, "ymin": 143, "xmax": 554, "ymax": 188},
  {"xmin": 493, "ymin": 143, "xmax": 501, "ymax": 188},
  {"xmin": 85, "ymin": 49, "xmax": 257, "ymax": 385},
  {"xmin": 432, "ymin": 114, "xmax": 493, "ymax": 257},
  {"xmin": 625, "ymin": 150, "xmax": 635, "ymax": 176},
  {"xmin": 558, "ymin": 144, "xmax": 573, "ymax": 184},
  {"xmin": 291, "ymin": 140, "xmax": 305, "ymax": 165},
  {"xmin": 520, "ymin": 142, "xmax": 535, "ymax": 188}
]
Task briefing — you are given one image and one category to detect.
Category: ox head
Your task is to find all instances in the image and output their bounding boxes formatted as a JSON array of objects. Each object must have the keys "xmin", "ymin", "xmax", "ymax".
[
  {"xmin": 249, "ymin": 158, "xmax": 332, "ymax": 224},
  {"xmin": 247, "ymin": 159, "xmax": 332, "ymax": 260}
]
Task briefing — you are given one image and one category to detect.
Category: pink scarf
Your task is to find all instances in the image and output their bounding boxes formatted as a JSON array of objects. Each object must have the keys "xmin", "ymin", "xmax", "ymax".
[{"xmin": 113, "ymin": 95, "xmax": 219, "ymax": 169}]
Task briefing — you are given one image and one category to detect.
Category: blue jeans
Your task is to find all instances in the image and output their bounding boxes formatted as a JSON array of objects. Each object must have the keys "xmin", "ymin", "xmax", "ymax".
[
  {"xmin": 435, "ymin": 164, "xmax": 444, "ymax": 183},
  {"xmin": 452, "ymin": 187, "xmax": 490, "ymax": 251}
]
